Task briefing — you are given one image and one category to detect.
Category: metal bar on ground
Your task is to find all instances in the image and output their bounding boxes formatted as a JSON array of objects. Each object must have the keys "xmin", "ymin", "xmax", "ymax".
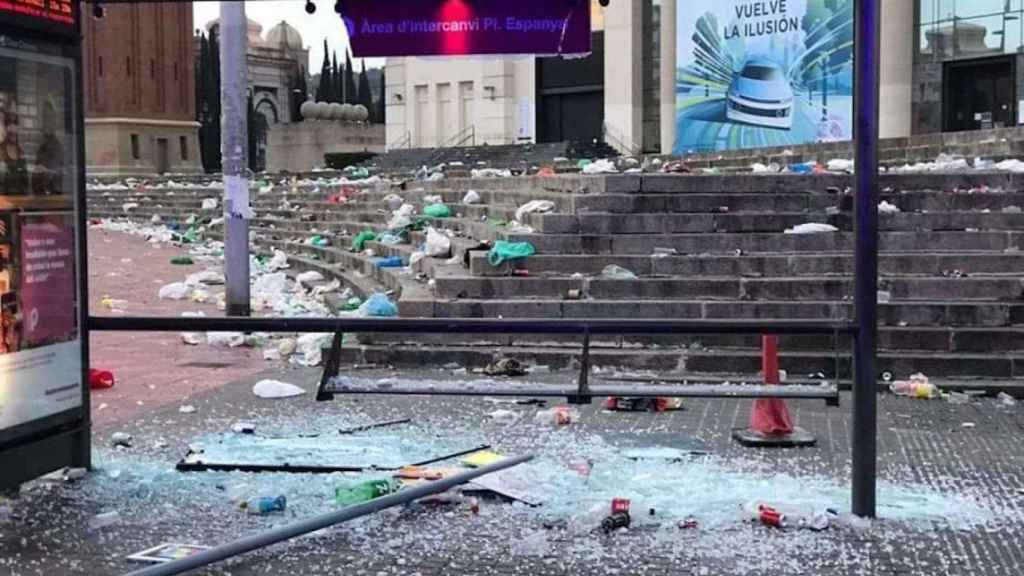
[
  {"xmin": 338, "ymin": 417, "xmax": 412, "ymax": 435},
  {"xmin": 123, "ymin": 454, "xmax": 534, "ymax": 576},
  {"xmin": 322, "ymin": 381, "xmax": 841, "ymax": 402},
  {"xmin": 89, "ymin": 316, "xmax": 858, "ymax": 335},
  {"xmin": 407, "ymin": 444, "xmax": 492, "ymax": 467},
  {"xmin": 852, "ymin": 0, "xmax": 880, "ymax": 519}
]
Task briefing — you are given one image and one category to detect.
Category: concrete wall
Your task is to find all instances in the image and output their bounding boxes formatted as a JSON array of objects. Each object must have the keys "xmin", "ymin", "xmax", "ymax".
[
  {"xmin": 85, "ymin": 119, "xmax": 202, "ymax": 176},
  {"xmin": 384, "ymin": 56, "xmax": 536, "ymax": 150},
  {"xmin": 880, "ymin": 0, "xmax": 914, "ymax": 139},
  {"xmin": 603, "ymin": 0, "xmax": 644, "ymax": 155},
  {"xmin": 265, "ymin": 121, "xmax": 384, "ymax": 173}
]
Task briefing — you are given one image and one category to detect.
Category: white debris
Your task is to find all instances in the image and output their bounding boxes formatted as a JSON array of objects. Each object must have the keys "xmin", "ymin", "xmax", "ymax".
[
  {"xmin": 582, "ymin": 159, "xmax": 618, "ymax": 174},
  {"xmin": 878, "ymin": 201, "xmax": 901, "ymax": 214},
  {"xmin": 383, "ymin": 193, "xmax": 404, "ymax": 211},
  {"xmin": 179, "ymin": 405, "xmax": 196, "ymax": 414},
  {"xmin": 425, "ymin": 227, "xmax": 452, "ymax": 257},
  {"xmin": 750, "ymin": 162, "xmax": 778, "ymax": 174},
  {"xmin": 277, "ymin": 338, "xmax": 297, "ymax": 358},
  {"xmin": 877, "ymin": 290, "xmax": 892, "ymax": 303},
  {"xmin": 181, "ymin": 332, "xmax": 203, "ymax": 345},
  {"xmin": 1002, "ymin": 205, "xmax": 1022, "ymax": 214},
  {"xmin": 186, "ymin": 269, "xmax": 225, "ymax": 286},
  {"xmin": 471, "ymin": 168, "xmax": 513, "ymax": 178},
  {"xmin": 89, "ymin": 511, "xmax": 121, "ymax": 531},
  {"xmin": 207, "ymin": 331, "xmax": 246, "ymax": 348},
  {"xmin": 201, "ymin": 198, "xmax": 218, "ymax": 210},
  {"xmin": 158, "ymin": 282, "xmax": 190, "ymax": 300},
  {"xmin": 462, "ymin": 190, "xmax": 481, "ymax": 204},
  {"xmin": 826, "ymin": 159, "xmax": 854, "ymax": 173},
  {"xmin": 506, "ymin": 221, "xmax": 535, "ymax": 234},
  {"xmin": 253, "ymin": 379, "xmax": 305, "ymax": 399},
  {"xmin": 254, "ymin": 272, "xmax": 289, "ymax": 297},
  {"xmin": 110, "ymin": 432, "xmax": 133, "ymax": 447},
  {"xmin": 122, "ymin": 203, "xmax": 139, "ymax": 213},
  {"xmin": 996, "ymin": 159, "xmax": 1024, "ymax": 173},
  {"xmin": 488, "ymin": 409, "xmax": 520, "ymax": 424},
  {"xmin": 150, "ymin": 214, "xmax": 163, "ymax": 224},
  {"xmin": 232, "ymin": 422, "xmax": 256, "ymax": 434},
  {"xmin": 785, "ymin": 223, "xmax": 839, "ymax": 234},
  {"xmin": 998, "ymin": 392, "xmax": 1018, "ymax": 407},
  {"xmin": 267, "ymin": 250, "xmax": 290, "ymax": 271},
  {"xmin": 296, "ymin": 270, "xmax": 325, "ymax": 287},
  {"xmin": 515, "ymin": 200, "xmax": 556, "ymax": 222},
  {"xmin": 294, "ymin": 333, "xmax": 332, "ymax": 366}
]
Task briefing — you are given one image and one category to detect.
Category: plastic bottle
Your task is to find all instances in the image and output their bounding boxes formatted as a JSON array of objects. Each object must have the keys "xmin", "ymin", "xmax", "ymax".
[
  {"xmin": 335, "ymin": 479, "xmax": 396, "ymax": 506},
  {"xmin": 242, "ymin": 495, "xmax": 287, "ymax": 515}
]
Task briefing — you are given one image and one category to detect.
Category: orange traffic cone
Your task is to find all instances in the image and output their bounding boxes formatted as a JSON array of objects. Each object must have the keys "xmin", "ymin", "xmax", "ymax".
[{"xmin": 733, "ymin": 336, "xmax": 815, "ymax": 447}]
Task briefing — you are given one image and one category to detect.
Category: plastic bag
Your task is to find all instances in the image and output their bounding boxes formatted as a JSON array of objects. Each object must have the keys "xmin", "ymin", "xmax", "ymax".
[
  {"xmin": 372, "ymin": 256, "xmax": 404, "ymax": 268},
  {"xmin": 201, "ymin": 198, "xmax": 218, "ymax": 210},
  {"xmin": 462, "ymin": 190, "xmax": 481, "ymax": 204},
  {"xmin": 423, "ymin": 203, "xmax": 452, "ymax": 218},
  {"xmin": 582, "ymin": 159, "xmax": 618, "ymax": 174},
  {"xmin": 295, "ymin": 333, "xmax": 332, "ymax": 366},
  {"xmin": 207, "ymin": 332, "xmax": 246, "ymax": 348},
  {"xmin": 253, "ymin": 379, "xmax": 305, "ymax": 399},
  {"xmin": 351, "ymin": 230, "xmax": 377, "ymax": 252},
  {"xmin": 158, "ymin": 282, "xmax": 190, "ymax": 300},
  {"xmin": 488, "ymin": 241, "xmax": 536, "ymax": 267},
  {"xmin": 358, "ymin": 293, "xmax": 398, "ymax": 317},
  {"xmin": 425, "ymin": 227, "xmax": 452, "ymax": 257},
  {"xmin": 383, "ymin": 194, "xmax": 404, "ymax": 211},
  {"xmin": 296, "ymin": 271, "xmax": 324, "ymax": 287},
  {"xmin": 785, "ymin": 223, "xmax": 839, "ymax": 235},
  {"xmin": 515, "ymin": 200, "xmax": 555, "ymax": 222},
  {"xmin": 601, "ymin": 264, "xmax": 638, "ymax": 280},
  {"xmin": 378, "ymin": 232, "xmax": 403, "ymax": 245}
]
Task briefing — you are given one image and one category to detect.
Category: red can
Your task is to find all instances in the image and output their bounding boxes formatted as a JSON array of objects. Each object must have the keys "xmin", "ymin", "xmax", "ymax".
[
  {"xmin": 678, "ymin": 516, "xmax": 699, "ymax": 530},
  {"xmin": 758, "ymin": 506, "xmax": 786, "ymax": 528},
  {"xmin": 611, "ymin": 498, "xmax": 631, "ymax": 515}
]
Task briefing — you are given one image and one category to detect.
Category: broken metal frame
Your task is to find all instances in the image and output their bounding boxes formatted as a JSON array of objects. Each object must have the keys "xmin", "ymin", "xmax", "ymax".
[
  {"xmin": 122, "ymin": 454, "xmax": 534, "ymax": 576},
  {"xmin": 175, "ymin": 443, "xmax": 491, "ymax": 474}
]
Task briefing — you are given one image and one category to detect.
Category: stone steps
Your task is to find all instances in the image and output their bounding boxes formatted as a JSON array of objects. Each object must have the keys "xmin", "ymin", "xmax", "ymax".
[
  {"xmin": 430, "ymin": 274, "xmax": 1024, "ymax": 302},
  {"xmin": 467, "ymin": 252, "xmax": 1024, "ymax": 277}
]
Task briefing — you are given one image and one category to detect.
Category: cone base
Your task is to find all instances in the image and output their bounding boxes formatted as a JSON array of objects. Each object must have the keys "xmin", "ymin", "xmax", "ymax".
[{"xmin": 731, "ymin": 426, "xmax": 817, "ymax": 448}]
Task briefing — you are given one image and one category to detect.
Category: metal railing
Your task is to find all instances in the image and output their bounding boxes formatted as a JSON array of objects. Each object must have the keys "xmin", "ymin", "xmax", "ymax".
[
  {"xmin": 440, "ymin": 125, "xmax": 476, "ymax": 148},
  {"xmin": 387, "ymin": 130, "xmax": 412, "ymax": 151},
  {"xmin": 601, "ymin": 121, "xmax": 642, "ymax": 157}
]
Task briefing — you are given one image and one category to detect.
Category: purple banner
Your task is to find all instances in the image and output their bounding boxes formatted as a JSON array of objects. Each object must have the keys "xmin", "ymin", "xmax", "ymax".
[
  {"xmin": 19, "ymin": 221, "xmax": 76, "ymax": 346},
  {"xmin": 343, "ymin": 0, "xmax": 592, "ymax": 57}
]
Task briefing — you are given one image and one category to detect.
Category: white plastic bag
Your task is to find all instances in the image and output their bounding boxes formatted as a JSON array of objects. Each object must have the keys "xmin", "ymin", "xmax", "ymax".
[
  {"xmin": 515, "ymin": 200, "xmax": 555, "ymax": 222},
  {"xmin": 207, "ymin": 332, "xmax": 245, "ymax": 348},
  {"xmin": 253, "ymin": 379, "xmax": 305, "ymax": 399},
  {"xmin": 785, "ymin": 223, "xmax": 839, "ymax": 235},
  {"xmin": 462, "ymin": 190, "xmax": 481, "ymax": 204},
  {"xmin": 296, "ymin": 271, "xmax": 324, "ymax": 287},
  {"xmin": 201, "ymin": 198, "xmax": 218, "ymax": 210},
  {"xmin": 582, "ymin": 159, "xmax": 618, "ymax": 174},
  {"xmin": 295, "ymin": 333, "xmax": 332, "ymax": 366},
  {"xmin": 158, "ymin": 282, "xmax": 189, "ymax": 300},
  {"xmin": 425, "ymin": 227, "xmax": 452, "ymax": 257}
]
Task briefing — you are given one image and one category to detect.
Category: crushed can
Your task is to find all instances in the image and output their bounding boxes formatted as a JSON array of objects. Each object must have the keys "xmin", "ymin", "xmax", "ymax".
[
  {"xmin": 601, "ymin": 512, "xmax": 631, "ymax": 533},
  {"xmin": 611, "ymin": 498, "xmax": 631, "ymax": 514},
  {"xmin": 758, "ymin": 505, "xmax": 786, "ymax": 528},
  {"xmin": 678, "ymin": 516, "xmax": 699, "ymax": 530}
]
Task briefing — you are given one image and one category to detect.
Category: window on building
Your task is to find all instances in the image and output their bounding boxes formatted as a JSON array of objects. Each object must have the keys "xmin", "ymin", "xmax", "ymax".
[
  {"xmin": 179, "ymin": 136, "xmax": 188, "ymax": 161},
  {"xmin": 918, "ymin": 0, "xmax": 1024, "ymax": 59},
  {"xmin": 98, "ymin": 56, "xmax": 103, "ymax": 77},
  {"xmin": 126, "ymin": 56, "xmax": 131, "ymax": 77},
  {"xmin": 131, "ymin": 134, "xmax": 140, "ymax": 160}
]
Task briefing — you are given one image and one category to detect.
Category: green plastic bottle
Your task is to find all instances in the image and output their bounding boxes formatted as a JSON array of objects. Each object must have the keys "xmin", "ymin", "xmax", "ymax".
[{"xmin": 335, "ymin": 479, "xmax": 395, "ymax": 506}]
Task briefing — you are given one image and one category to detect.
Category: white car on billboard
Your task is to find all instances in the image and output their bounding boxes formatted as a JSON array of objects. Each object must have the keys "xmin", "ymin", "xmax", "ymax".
[{"xmin": 726, "ymin": 58, "xmax": 794, "ymax": 130}]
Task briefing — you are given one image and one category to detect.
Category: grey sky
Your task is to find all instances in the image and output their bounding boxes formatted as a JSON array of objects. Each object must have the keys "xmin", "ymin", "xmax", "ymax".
[{"xmin": 193, "ymin": 1, "xmax": 385, "ymax": 72}]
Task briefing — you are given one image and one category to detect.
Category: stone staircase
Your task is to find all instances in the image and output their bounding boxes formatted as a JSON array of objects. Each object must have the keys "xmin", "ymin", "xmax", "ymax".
[{"xmin": 87, "ymin": 171, "xmax": 1024, "ymax": 384}]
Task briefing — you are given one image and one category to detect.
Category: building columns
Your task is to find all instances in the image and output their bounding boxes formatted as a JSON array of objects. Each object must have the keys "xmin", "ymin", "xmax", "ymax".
[
  {"xmin": 659, "ymin": 0, "xmax": 677, "ymax": 154},
  {"xmin": 603, "ymin": 0, "xmax": 644, "ymax": 155},
  {"xmin": 879, "ymin": 0, "xmax": 913, "ymax": 138}
]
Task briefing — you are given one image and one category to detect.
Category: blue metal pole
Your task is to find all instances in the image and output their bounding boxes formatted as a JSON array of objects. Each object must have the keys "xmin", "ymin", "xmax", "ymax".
[{"xmin": 852, "ymin": 0, "xmax": 880, "ymax": 518}]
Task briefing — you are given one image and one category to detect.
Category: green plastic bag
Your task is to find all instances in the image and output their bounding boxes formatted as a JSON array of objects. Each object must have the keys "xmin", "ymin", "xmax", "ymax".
[
  {"xmin": 170, "ymin": 256, "xmax": 194, "ymax": 266},
  {"xmin": 351, "ymin": 230, "xmax": 377, "ymax": 252},
  {"xmin": 488, "ymin": 241, "xmax": 536, "ymax": 267},
  {"xmin": 423, "ymin": 203, "xmax": 452, "ymax": 218}
]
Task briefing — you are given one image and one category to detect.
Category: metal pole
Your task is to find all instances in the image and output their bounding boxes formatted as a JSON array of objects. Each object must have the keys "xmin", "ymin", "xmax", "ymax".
[
  {"xmin": 220, "ymin": 1, "xmax": 251, "ymax": 317},
  {"xmin": 123, "ymin": 454, "xmax": 534, "ymax": 576},
  {"xmin": 852, "ymin": 0, "xmax": 880, "ymax": 519}
]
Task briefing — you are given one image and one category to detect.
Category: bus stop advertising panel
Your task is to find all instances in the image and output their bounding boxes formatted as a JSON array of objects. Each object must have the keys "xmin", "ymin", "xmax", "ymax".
[{"xmin": 0, "ymin": 0, "xmax": 88, "ymax": 489}]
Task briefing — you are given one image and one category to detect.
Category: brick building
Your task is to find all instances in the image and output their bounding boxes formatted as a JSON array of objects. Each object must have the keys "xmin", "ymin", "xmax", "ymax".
[{"xmin": 83, "ymin": 1, "xmax": 201, "ymax": 175}]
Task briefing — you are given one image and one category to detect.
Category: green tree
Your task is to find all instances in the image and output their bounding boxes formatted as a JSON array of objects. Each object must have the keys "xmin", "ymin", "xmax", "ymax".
[
  {"xmin": 344, "ymin": 50, "xmax": 357, "ymax": 104},
  {"xmin": 316, "ymin": 39, "xmax": 331, "ymax": 102},
  {"xmin": 357, "ymin": 60, "xmax": 372, "ymax": 116},
  {"xmin": 377, "ymin": 69, "xmax": 386, "ymax": 123}
]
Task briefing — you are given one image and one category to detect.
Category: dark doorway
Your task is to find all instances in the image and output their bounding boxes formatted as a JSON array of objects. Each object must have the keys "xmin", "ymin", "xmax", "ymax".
[
  {"xmin": 155, "ymin": 138, "xmax": 169, "ymax": 174},
  {"xmin": 536, "ymin": 31, "xmax": 604, "ymax": 143},
  {"xmin": 944, "ymin": 57, "xmax": 1016, "ymax": 132}
]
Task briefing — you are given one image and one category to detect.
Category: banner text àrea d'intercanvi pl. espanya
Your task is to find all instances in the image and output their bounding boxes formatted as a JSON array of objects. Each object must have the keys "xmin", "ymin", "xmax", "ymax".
[
  {"xmin": 360, "ymin": 16, "xmax": 567, "ymax": 36},
  {"xmin": 725, "ymin": 0, "xmax": 800, "ymax": 39}
]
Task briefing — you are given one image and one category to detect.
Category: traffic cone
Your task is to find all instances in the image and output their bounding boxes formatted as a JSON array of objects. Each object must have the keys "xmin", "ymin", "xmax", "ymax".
[{"xmin": 732, "ymin": 336, "xmax": 815, "ymax": 447}]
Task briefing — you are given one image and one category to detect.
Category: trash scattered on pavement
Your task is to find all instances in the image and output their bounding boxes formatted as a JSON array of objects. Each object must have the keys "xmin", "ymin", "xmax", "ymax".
[
  {"xmin": 826, "ymin": 159, "xmax": 854, "ymax": 173},
  {"xmin": 295, "ymin": 333, "xmax": 333, "ymax": 366},
  {"xmin": 878, "ymin": 201, "xmax": 901, "ymax": 214},
  {"xmin": 998, "ymin": 392, "xmax": 1018, "ymax": 407},
  {"xmin": 602, "ymin": 498, "xmax": 632, "ymax": 532},
  {"xmin": 296, "ymin": 270, "xmax": 324, "ymax": 287},
  {"xmin": 179, "ymin": 405, "xmax": 196, "ymax": 414},
  {"xmin": 206, "ymin": 332, "xmax": 245, "ymax": 348},
  {"xmin": 515, "ymin": 200, "xmax": 555, "ymax": 222},
  {"xmin": 372, "ymin": 256, "xmax": 404, "ymax": 268},
  {"xmin": 111, "ymin": 432, "xmax": 133, "ymax": 448},
  {"xmin": 359, "ymin": 293, "xmax": 398, "ymax": 317},
  {"xmin": 425, "ymin": 227, "xmax": 452, "ymax": 257},
  {"xmin": 534, "ymin": 406, "xmax": 579, "ymax": 426},
  {"xmin": 488, "ymin": 409, "xmax": 520, "ymax": 424},
  {"xmin": 462, "ymin": 450, "xmax": 505, "ymax": 468},
  {"xmin": 483, "ymin": 357, "xmax": 528, "ymax": 377},
  {"xmin": 785, "ymin": 223, "xmax": 839, "ymax": 234},
  {"xmin": 126, "ymin": 543, "xmax": 212, "ymax": 565},
  {"xmin": 89, "ymin": 511, "xmax": 121, "ymax": 530},
  {"xmin": 242, "ymin": 495, "xmax": 287, "ymax": 515},
  {"xmin": 889, "ymin": 373, "xmax": 937, "ymax": 399},
  {"xmin": 170, "ymin": 256, "xmax": 194, "ymax": 265},
  {"xmin": 462, "ymin": 190, "xmax": 481, "ymax": 204},
  {"xmin": 158, "ymin": 282, "xmax": 190, "ymax": 300},
  {"xmin": 423, "ymin": 203, "xmax": 452, "ymax": 218},
  {"xmin": 252, "ymin": 379, "xmax": 305, "ymax": 399},
  {"xmin": 335, "ymin": 479, "xmax": 395, "ymax": 506},
  {"xmin": 602, "ymin": 264, "xmax": 638, "ymax": 280},
  {"xmin": 351, "ymin": 229, "xmax": 377, "ymax": 252},
  {"xmin": 89, "ymin": 369, "xmax": 115, "ymax": 390},
  {"xmin": 231, "ymin": 422, "xmax": 256, "ymax": 434},
  {"xmin": 877, "ymin": 290, "xmax": 892, "ymax": 303},
  {"xmin": 201, "ymin": 198, "xmax": 218, "ymax": 210},
  {"xmin": 604, "ymin": 397, "xmax": 683, "ymax": 412},
  {"xmin": 946, "ymin": 391, "xmax": 972, "ymax": 405},
  {"xmin": 582, "ymin": 159, "xmax": 619, "ymax": 174}
]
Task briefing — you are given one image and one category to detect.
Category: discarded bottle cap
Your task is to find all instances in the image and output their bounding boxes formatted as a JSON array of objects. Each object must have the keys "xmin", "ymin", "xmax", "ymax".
[{"xmin": 882, "ymin": 372, "xmax": 893, "ymax": 382}]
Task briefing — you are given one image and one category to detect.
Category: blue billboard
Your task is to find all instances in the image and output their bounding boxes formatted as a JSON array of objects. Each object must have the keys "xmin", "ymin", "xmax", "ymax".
[{"xmin": 675, "ymin": 0, "xmax": 853, "ymax": 154}]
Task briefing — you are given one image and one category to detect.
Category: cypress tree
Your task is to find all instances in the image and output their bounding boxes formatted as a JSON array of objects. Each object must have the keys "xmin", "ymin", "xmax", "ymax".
[
  {"xmin": 344, "ymin": 50, "xmax": 357, "ymax": 104},
  {"xmin": 357, "ymin": 60, "xmax": 372, "ymax": 116},
  {"xmin": 377, "ymin": 68, "xmax": 386, "ymax": 124},
  {"xmin": 316, "ymin": 39, "xmax": 330, "ymax": 102},
  {"xmin": 332, "ymin": 51, "xmax": 341, "ymax": 103}
]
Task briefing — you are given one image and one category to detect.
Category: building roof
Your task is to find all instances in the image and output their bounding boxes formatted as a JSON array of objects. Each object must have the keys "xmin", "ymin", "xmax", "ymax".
[
  {"xmin": 205, "ymin": 17, "xmax": 265, "ymax": 45},
  {"xmin": 266, "ymin": 20, "xmax": 304, "ymax": 51}
]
